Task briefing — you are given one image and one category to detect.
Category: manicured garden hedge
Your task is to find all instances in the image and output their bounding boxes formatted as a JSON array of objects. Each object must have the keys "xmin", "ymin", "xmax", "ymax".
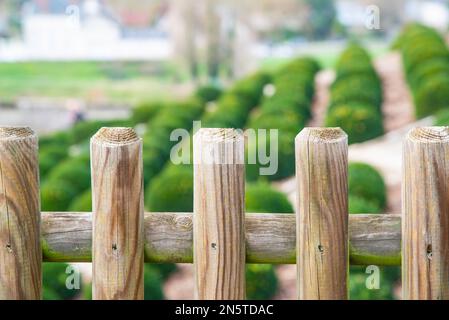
[
  {"xmin": 246, "ymin": 57, "xmax": 320, "ymax": 181},
  {"xmin": 142, "ymin": 98, "xmax": 205, "ymax": 185},
  {"xmin": 325, "ymin": 44, "xmax": 384, "ymax": 144},
  {"xmin": 395, "ymin": 23, "xmax": 449, "ymax": 118},
  {"xmin": 347, "ymin": 162, "xmax": 399, "ymax": 299},
  {"xmin": 348, "ymin": 162, "xmax": 386, "ymax": 213}
]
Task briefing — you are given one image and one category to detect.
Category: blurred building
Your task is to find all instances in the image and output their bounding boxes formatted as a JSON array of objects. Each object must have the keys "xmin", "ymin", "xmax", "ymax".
[
  {"xmin": 336, "ymin": 0, "xmax": 449, "ymax": 33},
  {"xmin": 0, "ymin": 0, "xmax": 172, "ymax": 61},
  {"xmin": 405, "ymin": 0, "xmax": 449, "ymax": 30}
]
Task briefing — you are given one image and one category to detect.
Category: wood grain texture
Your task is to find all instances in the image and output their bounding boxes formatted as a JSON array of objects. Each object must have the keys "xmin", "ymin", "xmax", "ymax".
[
  {"xmin": 193, "ymin": 128, "xmax": 245, "ymax": 300},
  {"xmin": 41, "ymin": 212, "xmax": 401, "ymax": 265},
  {"xmin": 0, "ymin": 127, "xmax": 41, "ymax": 300},
  {"xmin": 295, "ymin": 127, "xmax": 348, "ymax": 300},
  {"xmin": 403, "ymin": 127, "xmax": 449, "ymax": 300},
  {"xmin": 91, "ymin": 127, "xmax": 144, "ymax": 300}
]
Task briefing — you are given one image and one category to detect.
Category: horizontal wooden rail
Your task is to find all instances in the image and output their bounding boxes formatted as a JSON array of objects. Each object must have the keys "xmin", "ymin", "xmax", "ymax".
[{"xmin": 41, "ymin": 212, "xmax": 401, "ymax": 265}]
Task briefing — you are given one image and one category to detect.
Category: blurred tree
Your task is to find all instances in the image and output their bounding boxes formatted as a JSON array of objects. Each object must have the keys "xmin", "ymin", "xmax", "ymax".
[{"xmin": 303, "ymin": 0, "xmax": 336, "ymax": 39}]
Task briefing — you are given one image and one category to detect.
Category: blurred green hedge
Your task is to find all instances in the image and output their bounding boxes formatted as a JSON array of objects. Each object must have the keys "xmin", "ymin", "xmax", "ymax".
[
  {"xmin": 348, "ymin": 162, "xmax": 386, "ymax": 212},
  {"xmin": 247, "ymin": 57, "xmax": 320, "ymax": 181},
  {"xmin": 395, "ymin": 23, "xmax": 449, "ymax": 118},
  {"xmin": 325, "ymin": 43, "xmax": 383, "ymax": 144}
]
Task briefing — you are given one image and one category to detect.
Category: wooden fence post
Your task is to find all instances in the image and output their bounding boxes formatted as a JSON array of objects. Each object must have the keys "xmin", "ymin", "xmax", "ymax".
[
  {"xmin": 295, "ymin": 127, "xmax": 348, "ymax": 300},
  {"xmin": 91, "ymin": 127, "xmax": 144, "ymax": 300},
  {"xmin": 0, "ymin": 127, "xmax": 41, "ymax": 300},
  {"xmin": 403, "ymin": 127, "xmax": 449, "ymax": 299},
  {"xmin": 193, "ymin": 128, "xmax": 245, "ymax": 299}
]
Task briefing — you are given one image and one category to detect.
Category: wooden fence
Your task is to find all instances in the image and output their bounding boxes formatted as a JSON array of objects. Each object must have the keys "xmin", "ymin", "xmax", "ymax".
[{"xmin": 0, "ymin": 125, "xmax": 448, "ymax": 300}]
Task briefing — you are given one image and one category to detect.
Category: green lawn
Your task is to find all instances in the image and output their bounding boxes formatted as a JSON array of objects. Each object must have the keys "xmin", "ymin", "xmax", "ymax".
[
  {"xmin": 0, "ymin": 61, "xmax": 190, "ymax": 104},
  {"xmin": 260, "ymin": 40, "xmax": 389, "ymax": 71}
]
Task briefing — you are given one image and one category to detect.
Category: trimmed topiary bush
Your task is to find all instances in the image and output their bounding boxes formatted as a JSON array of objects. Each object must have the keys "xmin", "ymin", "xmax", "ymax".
[
  {"xmin": 68, "ymin": 189, "xmax": 92, "ymax": 212},
  {"xmin": 246, "ymin": 264, "xmax": 278, "ymax": 300},
  {"xmin": 195, "ymin": 85, "xmax": 223, "ymax": 103},
  {"xmin": 43, "ymin": 263, "xmax": 79, "ymax": 300},
  {"xmin": 414, "ymin": 75, "xmax": 449, "ymax": 118},
  {"xmin": 142, "ymin": 98, "xmax": 205, "ymax": 185},
  {"xmin": 39, "ymin": 146, "xmax": 69, "ymax": 179},
  {"xmin": 349, "ymin": 266, "xmax": 396, "ymax": 300},
  {"xmin": 349, "ymin": 162, "xmax": 386, "ymax": 210},
  {"xmin": 349, "ymin": 195, "xmax": 382, "ymax": 214},
  {"xmin": 131, "ymin": 101, "xmax": 165, "ymax": 124},
  {"xmin": 408, "ymin": 57, "xmax": 449, "ymax": 90},
  {"xmin": 143, "ymin": 265, "xmax": 165, "ymax": 300},
  {"xmin": 41, "ymin": 180, "xmax": 78, "ymax": 211},
  {"xmin": 246, "ymin": 182, "xmax": 293, "ymax": 213},
  {"xmin": 46, "ymin": 156, "xmax": 91, "ymax": 195},
  {"xmin": 395, "ymin": 23, "xmax": 449, "ymax": 119},
  {"xmin": 434, "ymin": 109, "xmax": 449, "ymax": 126},
  {"xmin": 326, "ymin": 43, "xmax": 383, "ymax": 145},
  {"xmin": 336, "ymin": 43, "xmax": 375, "ymax": 78},
  {"xmin": 325, "ymin": 103, "xmax": 384, "ymax": 144},
  {"xmin": 246, "ymin": 57, "xmax": 320, "ymax": 181},
  {"xmin": 146, "ymin": 165, "xmax": 193, "ymax": 212},
  {"xmin": 330, "ymin": 74, "xmax": 382, "ymax": 109}
]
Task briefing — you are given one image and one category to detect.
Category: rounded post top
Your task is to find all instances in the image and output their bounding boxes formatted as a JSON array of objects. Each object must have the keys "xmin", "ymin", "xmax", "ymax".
[
  {"xmin": 0, "ymin": 126, "xmax": 35, "ymax": 141},
  {"xmin": 91, "ymin": 127, "xmax": 140, "ymax": 145},
  {"xmin": 296, "ymin": 127, "xmax": 347, "ymax": 143},
  {"xmin": 194, "ymin": 128, "xmax": 244, "ymax": 143},
  {"xmin": 407, "ymin": 127, "xmax": 449, "ymax": 143},
  {"xmin": 193, "ymin": 128, "xmax": 244, "ymax": 165}
]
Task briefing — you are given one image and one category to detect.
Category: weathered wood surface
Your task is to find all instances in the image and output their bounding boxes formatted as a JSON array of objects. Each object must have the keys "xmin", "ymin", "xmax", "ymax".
[
  {"xmin": 0, "ymin": 127, "xmax": 41, "ymax": 300},
  {"xmin": 193, "ymin": 128, "xmax": 245, "ymax": 299},
  {"xmin": 295, "ymin": 127, "xmax": 348, "ymax": 300},
  {"xmin": 41, "ymin": 212, "xmax": 401, "ymax": 265},
  {"xmin": 91, "ymin": 127, "xmax": 144, "ymax": 300},
  {"xmin": 403, "ymin": 127, "xmax": 449, "ymax": 299}
]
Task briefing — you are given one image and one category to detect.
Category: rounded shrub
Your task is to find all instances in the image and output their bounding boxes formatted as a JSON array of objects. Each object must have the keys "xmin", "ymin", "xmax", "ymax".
[
  {"xmin": 246, "ymin": 264, "xmax": 278, "ymax": 300},
  {"xmin": 434, "ymin": 109, "xmax": 449, "ymax": 126},
  {"xmin": 46, "ymin": 156, "xmax": 91, "ymax": 194},
  {"xmin": 330, "ymin": 74, "xmax": 382, "ymax": 109},
  {"xmin": 414, "ymin": 75, "xmax": 449, "ymax": 118},
  {"xmin": 41, "ymin": 180, "xmax": 78, "ymax": 211},
  {"xmin": 146, "ymin": 165, "xmax": 193, "ymax": 212},
  {"xmin": 39, "ymin": 146, "xmax": 69, "ymax": 179},
  {"xmin": 349, "ymin": 162, "xmax": 386, "ymax": 210},
  {"xmin": 278, "ymin": 56, "xmax": 320, "ymax": 78},
  {"xmin": 246, "ymin": 182, "xmax": 293, "ymax": 213},
  {"xmin": 203, "ymin": 93, "xmax": 250, "ymax": 128},
  {"xmin": 349, "ymin": 195, "xmax": 382, "ymax": 214},
  {"xmin": 143, "ymin": 265, "xmax": 165, "ymax": 300},
  {"xmin": 349, "ymin": 266, "xmax": 396, "ymax": 300},
  {"xmin": 39, "ymin": 131, "xmax": 71, "ymax": 150},
  {"xmin": 261, "ymin": 89, "xmax": 312, "ymax": 119},
  {"xmin": 249, "ymin": 109, "xmax": 305, "ymax": 133},
  {"xmin": 43, "ymin": 263, "xmax": 79, "ymax": 300},
  {"xmin": 325, "ymin": 103, "xmax": 384, "ymax": 144},
  {"xmin": 141, "ymin": 98, "xmax": 205, "ymax": 184},
  {"xmin": 229, "ymin": 72, "xmax": 271, "ymax": 108},
  {"xmin": 195, "ymin": 85, "xmax": 223, "ymax": 103},
  {"xmin": 68, "ymin": 189, "xmax": 92, "ymax": 212},
  {"xmin": 408, "ymin": 57, "xmax": 449, "ymax": 90},
  {"xmin": 402, "ymin": 41, "xmax": 449, "ymax": 75},
  {"xmin": 131, "ymin": 101, "xmax": 165, "ymax": 124},
  {"xmin": 246, "ymin": 130, "xmax": 296, "ymax": 181},
  {"xmin": 336, "ymin": 44, "xmax": 374, "ymax": 77}
]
